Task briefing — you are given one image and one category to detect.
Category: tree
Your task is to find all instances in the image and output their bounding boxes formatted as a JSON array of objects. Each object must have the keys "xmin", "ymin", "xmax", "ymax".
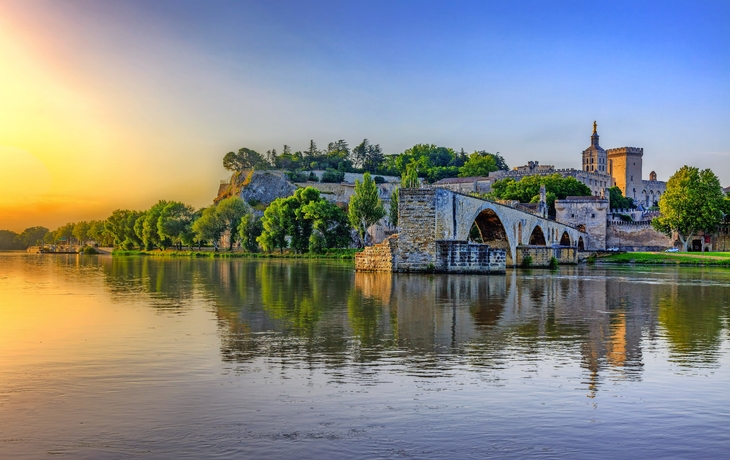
[
  {"xmin": 142, "ymin": 201, "xmax": 171, "ymax": 250},
  {"xmin": 223, "ymin": 147, "xmax": 267, "ymax": 172},
  {"xmin": 0, "ymin": 230, "xmax": 21, "ymax": 249},
  {"xmin": 105, "ymin": 209, "xmax": 143, "ymax": 249},
  {"xmin": 607, "ymin": 186, "xmax": 635, "ymax": 210},
  {"xmin": 488, "ymin": 173, "xmax": 592, "ymax": 215},
  {"xmin": 238, "ymin": 214, "xmax": 263, "ymax": 252},
  {"xmin": 349, "ymin": 173, "xmax": 386, "ymax": 246},
  {"xmin": 401, "ymin": 162, "xmax": 420, "ymax": 188},
  {"xmin": 389, "ymin": 187, "xmax": 399, "ymax": 227},
  {"xmin": 458, "ymin": 151, "xmax": 499, "ymax": 177},
  {"xmin": 257, "ymin": 200, "xmax": 288, "ymax": 253},
  {"xmin": 72, "ymin": 221, "xmax": 90, "ymax": 245},
  {"xmin": 652, "ymin": 166, "xmax": 725, "ymax": 251},
  {"xmin": 216, "ymin": 196, "xmax": 250, "ymax": 250},
  {"xmin": 257, "ymin": 187, "xmax": 351, "ymax": 253},
  {"xmin": 192, "ymin": 206, "xmax": 226, "ymax": 251},
  {"xmin": 158, "ymin": 201, "xmax": 196, "ymax": 250},
  {"xmin": 352, "ymin": 139, "xmax": 384, "ymax": 173},
  {"xmin": 17, "ymin": 226, "xmax": 49, "ymax": 248}
]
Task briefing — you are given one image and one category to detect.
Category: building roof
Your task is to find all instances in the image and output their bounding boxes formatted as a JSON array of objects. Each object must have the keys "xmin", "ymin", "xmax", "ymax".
[
  {"xmin": 433, "ymin": 176, "xmax": 491, "ymax": 185},
  {"xmin": 724, "ymin": 186, "xmax": 730, "ymax": 194}
]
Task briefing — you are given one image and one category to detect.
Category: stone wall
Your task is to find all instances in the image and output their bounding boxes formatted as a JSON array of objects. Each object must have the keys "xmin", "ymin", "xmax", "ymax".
[
  {"xmin": 606, "ymin": 221, "xmax": 673, "ymax": 251},
  {"xmin": 354, "ymin": 235, "xmax": 399, "ymax": 272},
  {"xmin": 435, "ymin": 241, "xmax": 506, "ymax": 274},
  {"xmin": 555, "ymin": 198, "xmax": 608, "ymax": 250},
  {"xmin": 394, "ymin": 188, "xmax": 438, "ymax": 271},
  {"xmin": 515, "ymin": 246, "xmax": 578, "ymax": 266}
]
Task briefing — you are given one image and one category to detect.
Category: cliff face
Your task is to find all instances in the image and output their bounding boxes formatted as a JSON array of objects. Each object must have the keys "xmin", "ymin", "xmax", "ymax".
[{"xmin": 216, "ymin": 170, "xmax": 297, "ymax": 207}]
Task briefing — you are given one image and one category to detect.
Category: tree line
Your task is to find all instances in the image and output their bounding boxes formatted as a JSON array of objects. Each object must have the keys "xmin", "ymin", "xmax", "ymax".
[
  {"xmin": 1, "ymin": 173, "xmax": 391, "ymax": 254},
  {"xmin": 223, "ymin": 140, "xmax": 509, "ymax": 183}
]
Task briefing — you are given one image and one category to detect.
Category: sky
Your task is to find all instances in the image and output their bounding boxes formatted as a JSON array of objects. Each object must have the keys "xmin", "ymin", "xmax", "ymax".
[{"xmin": 1, "ymin": 0, "xmax": 728, "ymax": 231}]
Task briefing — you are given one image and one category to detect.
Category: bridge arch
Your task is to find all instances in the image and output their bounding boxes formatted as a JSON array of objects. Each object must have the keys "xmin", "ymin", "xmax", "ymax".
[
  {"xmin": 560, "ymin": 231, "xmax": 571, "ymax": 246},
  {"xmin": 471, "ymin": 208, "xmax": 514, "ymax": 265},
  {"xmin": 528, "ymin": 225, "xmax": 546, "ymax": 246}
]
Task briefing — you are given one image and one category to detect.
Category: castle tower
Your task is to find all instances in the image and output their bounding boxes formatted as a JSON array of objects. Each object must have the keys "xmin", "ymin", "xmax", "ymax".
[
  {"xmin": 582, "ymin": 121, "xmax": 607, "ymax": 173},
  {"xmin": 606, "ymin": 146, "xmax": 643, "ymax": 200}
]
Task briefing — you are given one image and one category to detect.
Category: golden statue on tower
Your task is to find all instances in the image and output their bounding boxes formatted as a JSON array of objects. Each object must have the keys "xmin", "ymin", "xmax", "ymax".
[{"xmin": 593, "ymin": 120, "xmax": 597, "ymax": 134}]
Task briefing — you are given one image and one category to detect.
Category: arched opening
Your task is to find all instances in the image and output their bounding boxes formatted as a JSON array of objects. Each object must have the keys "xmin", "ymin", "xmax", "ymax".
[
  {"xmin": 578, "ymin": 237, "xmax": 585, "ymax": 251},
  {"xmin": 472, "ymin": 208, "xmax": 513, "ymax": 265},
  {"xmin": 560, "ymin": 231, "xmax": 571, "ymax": 246},
  {"xmin": 528, "ymin": 225, "xmax": 546, "ymax": 246}
]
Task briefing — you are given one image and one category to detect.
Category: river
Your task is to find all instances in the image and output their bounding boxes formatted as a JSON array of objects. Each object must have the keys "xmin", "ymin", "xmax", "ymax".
[{"xmin": 0, "ymin": 253, "xmax": 728, "ymax": 459}]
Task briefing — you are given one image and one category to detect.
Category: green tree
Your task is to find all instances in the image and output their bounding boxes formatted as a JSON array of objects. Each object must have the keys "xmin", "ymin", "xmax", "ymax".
[
  {"xmin": 488, "ymin": 174, "xmax": 592, "ymax": 215},
  {"xmin": 389, "ymin": 187, "xmax": 399, "ymax": 227},
  {"xmin": 223, "ymin": 147, "xmax": 267, "ymax": 172},
  {"xmin": 257, "ymin": 200, "xmax": 288, "ymax": 253},
  {"xmin": 158, "ymin": 201, "xmax": 196, "ymax": 250},
  {"xmin": 192, "ymin": 206, "xmax": 226, "ymax": 251},
  {"xmin": 352, "ymin": 139, "xmax": 384, "ymax": 173},
  {"xmin": 349, "ymin": 173, "xmax": 386, "ymax": 246},
  {"xmin": 216, "ymin": 196, "xmax": 250, "ymax": 250},
  {"xmin": 141, "ymin": 201, "xmax": 172, "ymax": 251},
  {"xmin": 302, "ymin": 199, "xmax": 351, "ymax": 252},
  {"xmin": 257, "ymin": 187, "xmax": 351, "ymax": 253},
  {"xmin": 458, "ymin": 151, "xmax": 499, "ymax": 177},
  {"xmin": 607, "ymin": 186, "xmax": 635, "ymax": 210},
  {"xmin": 17, "ymin": 226, "xmax": 49, "ymax": 248},
  {"xmin": 238, "ymin": 213, "xmax": 263, "ymax": 252},
  {"xmin": 72, "ymin": 221, "xmax": 90, "ymax": 245},
  {"xmin": 0, "ymin": 230, "xmax": 21, "ymax": 249},
  {"xmin": 652, "ymin": 166, "xmax": 725, "ymax": 251},
  {"xmin": 401, "ymin": 162, "xmax": 420, "ymax": 188},
  {"xmin": 105, "ymin": 209, "xmax": 143, "ymax": 249}
]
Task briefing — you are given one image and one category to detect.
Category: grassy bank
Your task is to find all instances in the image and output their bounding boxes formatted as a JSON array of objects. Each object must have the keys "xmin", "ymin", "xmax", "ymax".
[
  {"xmin": 599, "ymin": 251, "xmax": 730, "ymax": 266},
  {"xmin": 112, "ymin": 248, "xmax": 359, "ymax": 260}
]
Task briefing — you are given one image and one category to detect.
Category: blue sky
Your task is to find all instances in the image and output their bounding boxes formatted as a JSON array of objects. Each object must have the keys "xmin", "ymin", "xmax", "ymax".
[{"xmin": 1, "ymin": 0, "xmax": 728, "ymax": 229}]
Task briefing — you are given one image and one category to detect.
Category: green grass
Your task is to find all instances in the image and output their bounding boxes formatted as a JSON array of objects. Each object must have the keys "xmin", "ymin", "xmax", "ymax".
[
  {"xmin": 112, "ymin": 248, "xmax": 359, "ymax": 260},
  {"xmin": 599, "ymin": 251, "xmax": 730, "ymax": 266}
]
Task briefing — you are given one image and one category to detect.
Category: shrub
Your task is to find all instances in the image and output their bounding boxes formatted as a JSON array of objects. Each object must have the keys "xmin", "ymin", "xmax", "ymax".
[
  {"xmin": 521, "ymin": 254, "xmax": 533, "ymax": 268},
  {"xmin": 81, "ymin": 246, "xmax": 99, "ymax": 254},
  {"xmin": 308, "ymin": 171, "xmax": 319, "ymax": 182},
  {"xmin": 287, "ymin": 170, "xmax": 308, "ymax": 182},
  {"xmin": 548, "ymin": 256, "xmax": 559, "ymax": 269},
  {"xmin": 374, "ymin": 175, "xmax": 386, "ymax": 184},
  {"xmin": 321, "ymin": 168, "xmax": 345, "ymax": 183}
]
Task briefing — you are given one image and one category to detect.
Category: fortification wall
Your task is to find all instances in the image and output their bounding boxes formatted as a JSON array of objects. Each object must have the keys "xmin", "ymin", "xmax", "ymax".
[{"xmin": 606, "ymin": 222, "xmax": 673, "ymax": 251}]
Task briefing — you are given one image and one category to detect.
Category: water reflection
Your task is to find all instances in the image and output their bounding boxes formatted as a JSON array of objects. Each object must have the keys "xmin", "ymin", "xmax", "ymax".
[{"xmin": 98, "ymin": 257, "xmax": 730, "ymax": 392}]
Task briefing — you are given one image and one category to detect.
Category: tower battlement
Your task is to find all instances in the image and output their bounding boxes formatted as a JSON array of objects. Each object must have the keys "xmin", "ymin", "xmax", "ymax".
[{"xmin": 607, "ymin": 147, "xmax": 643, "ymax": 156}]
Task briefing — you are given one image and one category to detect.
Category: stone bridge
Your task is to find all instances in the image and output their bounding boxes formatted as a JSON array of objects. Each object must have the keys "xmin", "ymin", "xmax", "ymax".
[{"xmin": 356, "ymin": 188, "xmax": 590, "ymax": 273}]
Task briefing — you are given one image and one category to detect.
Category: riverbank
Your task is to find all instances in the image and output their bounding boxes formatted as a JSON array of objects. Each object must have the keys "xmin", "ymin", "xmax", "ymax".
[
  {"xmin": 598, "ymin": 251, "xmax": 730, "ymax": 266},
  {"xmin": 112, "ymin": 248, "xmax": 359, "ymax": 260}
]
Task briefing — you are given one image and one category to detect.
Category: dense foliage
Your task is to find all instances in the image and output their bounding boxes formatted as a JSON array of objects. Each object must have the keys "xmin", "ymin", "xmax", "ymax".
[
  {"xmin": 607, "ymin": 186, "xmax": 635, "ymax": 210},
  {"xmin": 257, "ymin": 187, "xmax": 350, "ymax": 253},
  {"xmin": 488, "ymin": 173, "xmax": 592, "ymax": 215},
  {"xmin": 652, "ymin": 166, "xmax": 725, "ymax": 251},
  {"xmin": 223, "ymin": 139, "xmax": 508, "ymax": 185}
]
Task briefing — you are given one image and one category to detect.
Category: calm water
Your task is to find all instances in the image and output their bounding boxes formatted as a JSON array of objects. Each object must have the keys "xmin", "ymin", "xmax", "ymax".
[{"xmin": 0, "ymin": 254, "xmax": 728, "ymax": 459}]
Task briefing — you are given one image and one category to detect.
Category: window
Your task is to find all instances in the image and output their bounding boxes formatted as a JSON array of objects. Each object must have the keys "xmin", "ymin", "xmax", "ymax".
[{"xmin": 591, "ymin": 214, "xmax": 595, "ymax": 218}]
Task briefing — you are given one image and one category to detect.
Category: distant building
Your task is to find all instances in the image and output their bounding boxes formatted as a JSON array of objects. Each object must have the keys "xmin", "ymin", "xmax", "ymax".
[{"xmin": 485, "ymin": 122, "xmax": 667, "ymax": 207}]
